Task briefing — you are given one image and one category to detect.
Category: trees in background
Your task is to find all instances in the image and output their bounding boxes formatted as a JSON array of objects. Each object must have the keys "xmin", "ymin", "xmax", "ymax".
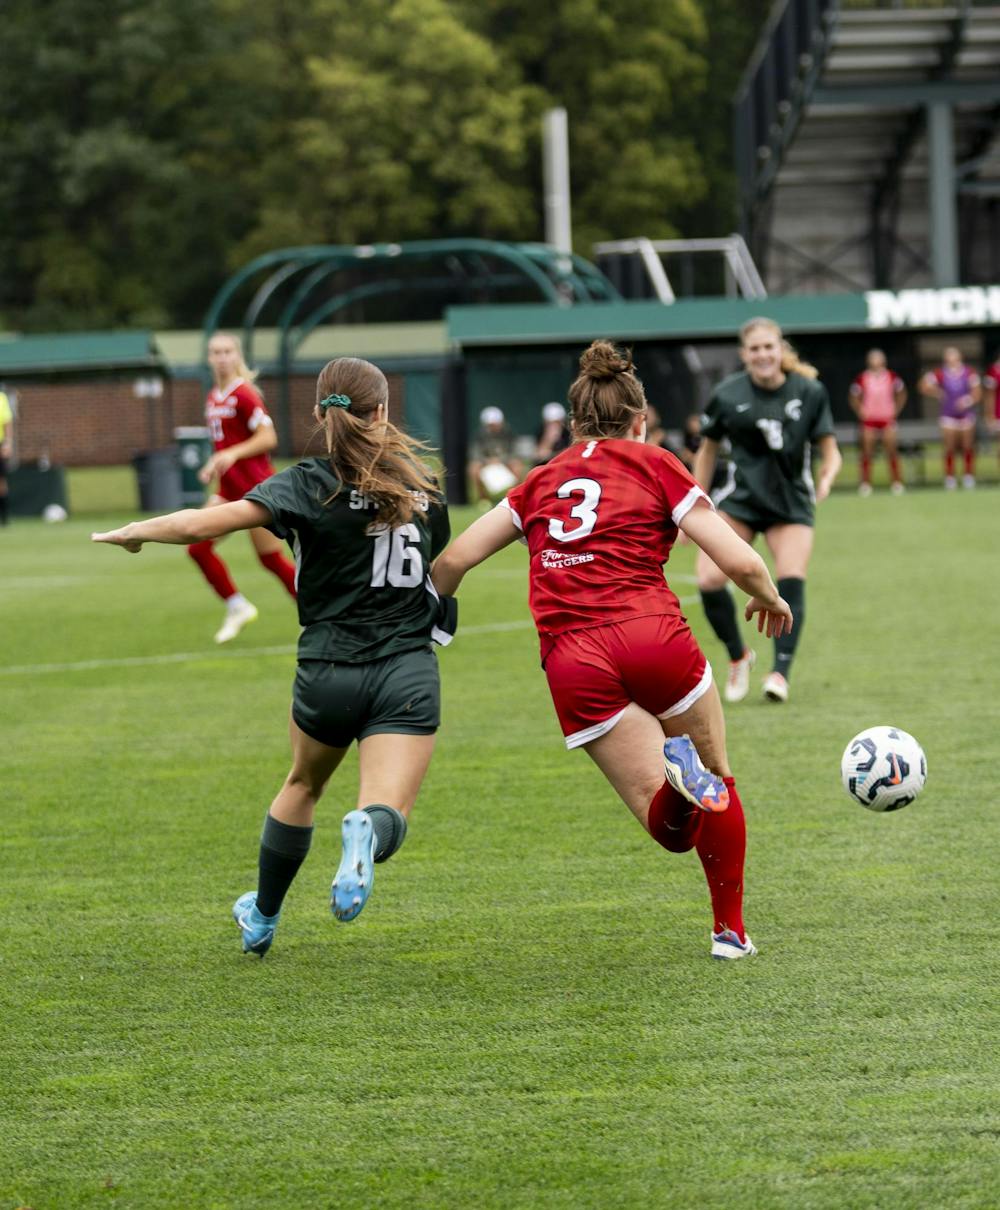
[{"xmin": 0, "ymin": 0, "xmax": 768, "ymax": 330}]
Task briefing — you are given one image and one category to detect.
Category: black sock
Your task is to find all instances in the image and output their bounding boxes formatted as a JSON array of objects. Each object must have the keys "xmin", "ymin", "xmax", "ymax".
[
  {"xmin": 0, "ymin": 495, "xmax": 8, "ymax": 525},
  {"xmin": 700, "ymin": 587, "xmax": 745, "ymax": 661},
  {"xmin": 363, "ymin": 804, "xmax": 408, "ymax": 863},
  {"xmin": 774, "ymin": 576, "xmax": 806, "ymax": 680},
  {"xmin": 256, "ymin": 814, "xmax": 314, "ymax": 917}
]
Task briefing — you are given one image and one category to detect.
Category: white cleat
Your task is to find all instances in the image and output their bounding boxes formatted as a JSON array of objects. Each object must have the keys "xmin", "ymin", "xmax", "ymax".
[
  {"xmin": 214, "ymin": 600, "xmax": 259, "ymax": 644},
  {"xmin": 890, "ymin": 481, "xmax": 905, "ymax": 496},
  {"xmin": 711, "ymin": 929, "xmax": 758, "ymax": 960},
  {"xmin": 944, "ymin": 475, "xmax": 957, "ymax": 491},
  {"xmin": 857, "ymin": 482, "xmax": 873, "ymax": 498},
  {"xmin": 962, "ymin": 474, "xmax": 976, "ymax": 490},
  {"xmin": 762, "ymin": 671, "xmax": 789, "ymax": 703},
  {"xmin": 724, "ymin": 648, "xmax": 756, "ymax": 703}
]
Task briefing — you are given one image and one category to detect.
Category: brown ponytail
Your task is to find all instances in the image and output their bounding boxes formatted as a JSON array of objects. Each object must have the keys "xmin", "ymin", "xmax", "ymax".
[
  {"xmin": 568, "ymin": 340, "xmax": 647, "ymax": 440},
  {"xmin": 315, "ymin": 358, "xmax": 439, "ymax": 527}
]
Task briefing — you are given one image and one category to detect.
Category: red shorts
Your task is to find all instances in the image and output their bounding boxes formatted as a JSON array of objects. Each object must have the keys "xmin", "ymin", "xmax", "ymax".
[
  {"xmin": 861, "ymin": 419, "xmax": 895, "ymax": 432},
  {"xmin": 218, "ymin": 464, "xmax": 273, "ymax": 503},
  {"xmin": 542, "ymin": 614, "xmax": 712, "ymax": 749}
]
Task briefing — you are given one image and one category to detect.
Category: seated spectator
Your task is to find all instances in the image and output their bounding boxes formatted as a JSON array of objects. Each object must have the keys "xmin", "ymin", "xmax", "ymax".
[
  {"xmin": 533, "ymin": 401, "xmax": 572, "ymax": 465},
  {"xmin": 468, "ymin": 406, "xmax": 524, "ymax": 503},
  {"xmin": 644, "ymin": 404, "xmax": 673, "ymax": 451}
]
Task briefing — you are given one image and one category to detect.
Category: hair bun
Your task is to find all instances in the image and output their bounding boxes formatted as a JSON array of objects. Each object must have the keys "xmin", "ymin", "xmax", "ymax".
[{"xmin": 579, "ymin": 340, "xmax": 633, "ymax": 381}]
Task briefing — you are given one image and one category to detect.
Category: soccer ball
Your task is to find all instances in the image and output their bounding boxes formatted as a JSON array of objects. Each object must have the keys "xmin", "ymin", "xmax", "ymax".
[{"xmin": 841, "ymin": 726, "xmax": 927, "ymax": 812}]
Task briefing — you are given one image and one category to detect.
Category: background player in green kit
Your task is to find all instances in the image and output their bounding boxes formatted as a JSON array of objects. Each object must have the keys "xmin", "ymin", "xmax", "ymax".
[
  {"xmin": 694, "ymin": 318, "xmax": 842, "ymax": 704},
  {"xmin": 93, "ymin": 357, "xmax": 453, "ymax": 956}
]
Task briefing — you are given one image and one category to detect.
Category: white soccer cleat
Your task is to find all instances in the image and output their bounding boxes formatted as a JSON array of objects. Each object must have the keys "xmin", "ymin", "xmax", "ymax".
[
  {"xmin": 857, "ymin": 482, "xmax": 873, "ymax": 498},
  {"xmin": 214, "ymin": 599, "xmax": 259, "ymax": 644},
  {"xmin": 890, "ymin": 481, "xmax": 905, "ymax": 496},
  {"xmin": 711, "ymin": 929, "xmax": 758, "ymax": 960},
  {"xmin": 962, "ymin": 474, "xmax": 976, "ymax": 490},
  {"xmin": 724, "ymin": 648, "xmax": 755, "ymax": 703},
  {"xmin": 944, "ymin": 475, "xmax": 957, "ymax": 490},
  {"xmin": 762, "ymin": 671, "xmax": 789, "ymax": 703}
]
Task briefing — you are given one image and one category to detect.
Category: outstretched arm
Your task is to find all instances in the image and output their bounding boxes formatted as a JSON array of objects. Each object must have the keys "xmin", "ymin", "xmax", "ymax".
[
  {"xmin": 679, "ymin": 503, "xmax": 792, "ymax": 638},
  {"xmin": 92, "ymin": 500, "xmax": 272, "ymax": 553},
  {"xmin": 431, "ymin": 505, "xmax": 521, "ymax": 596}
]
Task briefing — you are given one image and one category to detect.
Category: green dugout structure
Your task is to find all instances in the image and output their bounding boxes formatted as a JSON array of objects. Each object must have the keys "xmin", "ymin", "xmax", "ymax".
[{"xmin": 443, "ymin": 283, "xmax": 1000, "ymax": 501}]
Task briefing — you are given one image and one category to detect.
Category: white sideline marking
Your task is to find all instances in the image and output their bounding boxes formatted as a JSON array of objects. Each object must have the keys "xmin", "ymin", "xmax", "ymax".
[{"xmin": 0, "ymin": 597, "xmax": 698, "ymax": 677}]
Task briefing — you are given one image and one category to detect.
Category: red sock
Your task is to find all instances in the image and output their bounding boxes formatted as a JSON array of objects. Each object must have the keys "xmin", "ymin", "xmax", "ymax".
[
  {"xmin": 647, "ymin": 781, "xmax": 704, "ymax": 854},
  {"xmin": 945, "ymin": 451, "xmax": 955, "ymax": 478},
  {"xmin": 258, "ymin": 550, "xmax": 297, "ymax": 598},
  {"xmin": 964, "ymin": 447, "xmax": 975, "ymax": 476},
  {"xmin": 188, "ymin": 541, "xmax": 237, "ymax": 601},
  {"xmin": 889, "ymin": 455, "xmax": 901, "ymax": 484},
  {"xmin": 695, "ymin": 776, "xmax": 746, "ymax": 940},
  {"xmin": 860, "ymin": 453, "xmax": 871, "ymax": 485}
]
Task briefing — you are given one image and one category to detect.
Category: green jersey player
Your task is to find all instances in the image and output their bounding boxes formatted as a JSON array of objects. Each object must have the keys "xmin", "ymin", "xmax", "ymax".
[
  {"xmin": 694, "ymin": 319, "xmax": 842, "ymax": 704},
  {"xmin": 93, "ymin": 356, "xmax": 454, "ymax": 956}
]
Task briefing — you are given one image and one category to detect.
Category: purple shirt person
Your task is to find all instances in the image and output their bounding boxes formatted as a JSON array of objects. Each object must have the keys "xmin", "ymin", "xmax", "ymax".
[{"xmin": 920, "ymin": 347, "xmax": 981, "ymax": 488}]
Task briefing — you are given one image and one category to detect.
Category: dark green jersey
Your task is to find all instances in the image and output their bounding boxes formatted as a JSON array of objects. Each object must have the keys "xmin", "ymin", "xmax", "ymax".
[
  {"xmin": 701, "ymin": 370, "xmax": 834, "ymax": 523},
  {"xmin": 246, "ymin": 458, "xmax": 450, "ymax": 663}
]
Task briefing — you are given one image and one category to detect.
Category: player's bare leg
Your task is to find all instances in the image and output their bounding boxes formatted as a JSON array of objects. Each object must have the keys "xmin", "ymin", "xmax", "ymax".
[
  {"xmin": 859, "ymin": 425, "xmax": 877, "ymax": 496},
  {"xmin": 332, "ymin": 733, "xmax": 436, "ymax": 923},
  {"xmin": 941, "ymin": 424, "xmax": 958, "ymax": 488}
]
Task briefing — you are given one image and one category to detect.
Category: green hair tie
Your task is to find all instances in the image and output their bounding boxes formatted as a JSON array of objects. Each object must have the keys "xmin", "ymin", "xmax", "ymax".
[{"xmin": 319, "ymin": 393, "xmax": 352, "ymax": 411}]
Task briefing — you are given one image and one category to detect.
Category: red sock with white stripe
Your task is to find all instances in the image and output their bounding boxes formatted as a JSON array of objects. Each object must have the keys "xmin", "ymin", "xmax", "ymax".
[{"xmin": 695, "ymin": 776, "xmax": 746, "ymax": 940}]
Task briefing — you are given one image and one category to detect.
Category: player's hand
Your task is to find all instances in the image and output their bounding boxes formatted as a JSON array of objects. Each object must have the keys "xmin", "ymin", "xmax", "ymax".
[
  {"xmin": 198, "ymin": 450, "xmax": 236, "ymax": 484},
  {"xmin": 815, "ymin": 477, "xmax": 833, "ymax": 503},
  {"xmin": 745, "ymin": 594, "xmax": 792, "ymax": 638},
  {"xmin": 91, "ymin": 527, "xmax": 143, "ymax": 553}
]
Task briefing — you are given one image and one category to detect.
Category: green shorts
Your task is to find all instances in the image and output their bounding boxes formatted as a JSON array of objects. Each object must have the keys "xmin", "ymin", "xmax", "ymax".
[
  {"xmin": 292, "ymin": 646, "xmax": 440, "ymax": 749},
  {"xmin": 716, "ymin": 488, "xmax": 814, "ymax": 533}
]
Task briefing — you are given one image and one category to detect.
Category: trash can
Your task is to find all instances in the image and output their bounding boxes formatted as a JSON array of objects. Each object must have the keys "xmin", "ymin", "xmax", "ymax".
[
  {"xmin": 174, "ymin": 426, "xmax": 213, "ymax": 506},
  {"xmin": 9, "ymin": 460, "xmax": 69, "ymax": 517},
  {"xmin": 133, "ymin": 449, "xmax": 181, "ymax": 512}
]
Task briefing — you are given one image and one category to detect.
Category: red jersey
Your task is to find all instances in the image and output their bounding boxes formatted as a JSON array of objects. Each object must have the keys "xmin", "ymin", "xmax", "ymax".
[
  {"xmin": 984, "ymin": 362, "xmax": 1000, "ymax": 420},
  {"xmin": 205, "ymin": 378, "xmax": 276, "ymax": 499},
  {"xmin": 850, "ymin": 369, "xmax": 904, "ymax": 424},
  {"xmin": 503, "ymin": 438, "xmax": 711, "ymax": 647}
]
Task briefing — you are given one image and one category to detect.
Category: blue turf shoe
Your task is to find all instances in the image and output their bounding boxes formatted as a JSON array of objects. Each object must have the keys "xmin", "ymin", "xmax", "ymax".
[
  {"xmin": 663, "ymin": 735, "xmax": 730, "ymax": 813},
  {"xmin": 232, "ymin": 891, "xmax": 280, "ymax": 957},
  {"xmin": 711, "ymin": 929, "xmax": 758, "ymax": 960},
  {"xmin": 331, "ymin": 810, "xmax": 377, "ymax": 923}
]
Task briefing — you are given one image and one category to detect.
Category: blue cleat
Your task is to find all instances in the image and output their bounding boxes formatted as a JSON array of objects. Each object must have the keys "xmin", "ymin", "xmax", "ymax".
[
  {"xmin": 331, "ymin": 810, "xmax": 376, "ymax": 923},
  {"xmin": 663, "ymin": 735, "xmax": 730, "ymax": 814},
  {"xmin": 711, "ymin": 928, "xmax": 758, "ymax": 960},
  {"xmin": 232, "ymin": 891, "xmax": 280, "ymax": 957}
]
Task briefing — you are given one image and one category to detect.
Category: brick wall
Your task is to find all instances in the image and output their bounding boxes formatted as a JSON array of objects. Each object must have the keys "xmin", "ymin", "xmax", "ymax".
[{"xmin": 5, "ymin": 372, "xmax": 405, "ymax": 467}]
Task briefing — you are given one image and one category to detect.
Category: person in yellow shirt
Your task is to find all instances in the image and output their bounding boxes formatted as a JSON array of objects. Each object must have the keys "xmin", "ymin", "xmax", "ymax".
[{"xmin": 0, "ymin": 389, "xmax": 13, "ymax": 526}]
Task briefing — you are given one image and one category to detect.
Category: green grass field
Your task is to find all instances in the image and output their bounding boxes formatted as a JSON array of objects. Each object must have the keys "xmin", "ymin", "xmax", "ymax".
[{"xmin": 3, "ymin": 486, "xmax": 999, "ymax": 1209}]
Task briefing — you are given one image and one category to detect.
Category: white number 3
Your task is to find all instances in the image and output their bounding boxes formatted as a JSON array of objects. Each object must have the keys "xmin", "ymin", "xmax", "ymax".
[{"xmin": 549, "ymin": 477, "xmax": 602, "ymax": 542}]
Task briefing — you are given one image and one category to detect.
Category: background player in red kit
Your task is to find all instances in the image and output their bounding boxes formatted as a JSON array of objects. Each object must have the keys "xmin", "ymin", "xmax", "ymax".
[
  {"xmin": 849, "ymin": 348, "xmax": 907, "ymax": 496},
  {"xmin": 192, "ymin": 331, "xmax": 297, "ymax": 643},
  {"xmin": 433, "ymin": 341, "xmax": 791, "ymax": 959}
]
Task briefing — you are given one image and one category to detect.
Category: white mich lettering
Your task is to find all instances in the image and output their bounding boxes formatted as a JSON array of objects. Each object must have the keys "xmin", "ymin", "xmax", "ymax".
[{"xmin": 867, "ymin": 285, "xmax": 1000, "ymax": 329}]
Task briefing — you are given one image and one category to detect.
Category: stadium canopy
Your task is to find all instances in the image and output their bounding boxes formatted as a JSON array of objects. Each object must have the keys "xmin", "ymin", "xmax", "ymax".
[
  {"xmin": 202, "ymin": 239, "xmax": 620, "ymax": 368},
  {"xmin": 0, "ymin": 331, "xmax": 162, "ymax": 375},
  {"xmin": 735, "ymin": 0, "xmax": 1000, "ymax": 294}
]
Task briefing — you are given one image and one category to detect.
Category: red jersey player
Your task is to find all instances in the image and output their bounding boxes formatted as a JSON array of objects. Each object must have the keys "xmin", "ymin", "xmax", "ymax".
[
  {"xmin": 190, "ymin": 331, "xmax": 297, "ymax": 643},
  {"xmin": 849, "ymin": 348, "xmax": 907, "ymax": 496},
  {"xmin": 433, "ymin": 341, "xmax": 791, "ymax": 960}
]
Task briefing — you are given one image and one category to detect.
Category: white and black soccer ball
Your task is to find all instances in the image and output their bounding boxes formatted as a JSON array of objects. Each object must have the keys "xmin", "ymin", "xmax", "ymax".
[{"xmin": 841, "ymin": 726, "xmax": 927, "ymax": 812}]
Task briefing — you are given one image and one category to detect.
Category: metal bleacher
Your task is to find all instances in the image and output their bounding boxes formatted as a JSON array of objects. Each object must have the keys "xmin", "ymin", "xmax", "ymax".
[{"xmin": 735, "ymin": 0, "xmax": 1000, "ymax": 294}]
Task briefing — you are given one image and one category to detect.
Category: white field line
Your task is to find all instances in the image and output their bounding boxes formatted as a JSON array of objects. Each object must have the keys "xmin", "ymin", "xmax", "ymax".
[{"xmin": 0, "ymin": 596, "xmax": 699, "ymax": 677}]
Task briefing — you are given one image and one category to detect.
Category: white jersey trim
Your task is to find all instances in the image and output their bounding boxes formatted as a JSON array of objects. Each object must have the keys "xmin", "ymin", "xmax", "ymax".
[
  {"xmin": 247, "ymin": 407, "xmax": 273, "ymax": 433},
  {"xmin": 564, "ymin": 706, "xmax": 628, "ymax": 750},
  {"xmin": 656, "ymin": 660, "xmax": 714, "ymax": 720},
  {"xmin": 671, "ymin": 485, "xmax": 713, "ymax": 527},
  {"xmin": 499, "ymin": 497, "xmax": 529, "ymax": 545}
]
